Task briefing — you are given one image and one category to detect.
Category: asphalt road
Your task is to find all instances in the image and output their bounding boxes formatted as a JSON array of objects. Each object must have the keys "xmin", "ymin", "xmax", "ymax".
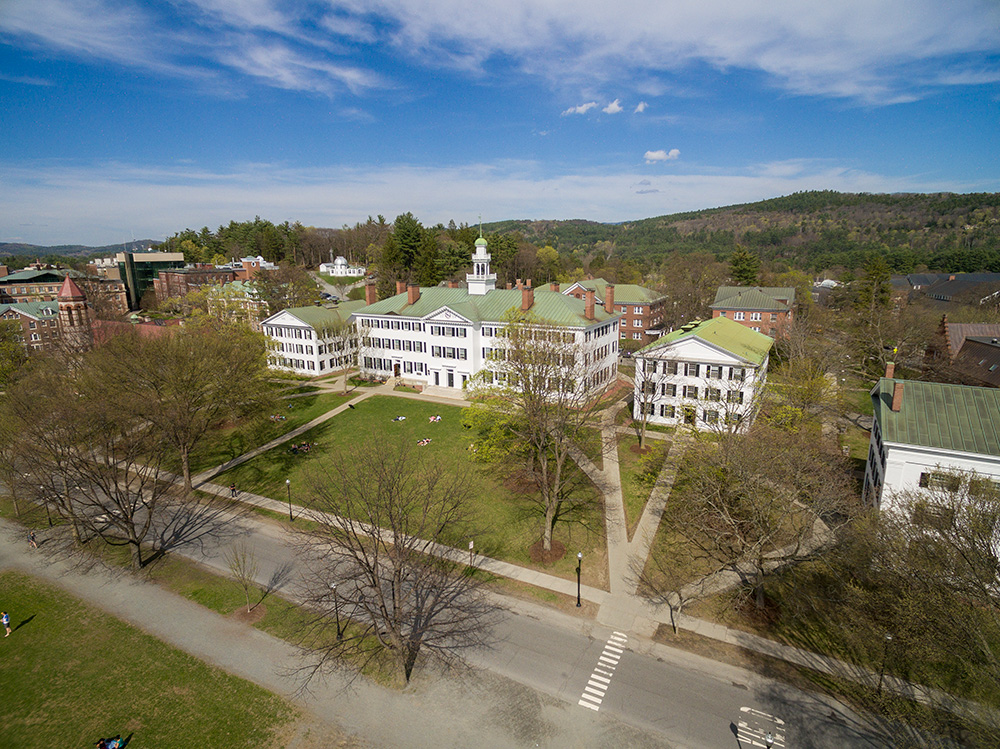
[{"xmin": 170, "ymin": 511, "xmax": 909, "ymax": 748}]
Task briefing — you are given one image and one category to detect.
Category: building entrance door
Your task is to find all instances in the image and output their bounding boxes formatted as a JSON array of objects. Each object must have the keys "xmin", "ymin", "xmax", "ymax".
[
  {"xmin": 394, "ymin": 362, "xmax": 400, "ymax": 377},
  {"xmin": 447, "ymin": 371, "xmax": 454, "ymax": 388},
  {"xmin": 434, "ymin": 371, "xmax": 440, "ymax": 386}
]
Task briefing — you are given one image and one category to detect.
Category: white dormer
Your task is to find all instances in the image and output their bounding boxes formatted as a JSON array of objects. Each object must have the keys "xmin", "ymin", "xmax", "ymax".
[{"xmin": 466, "ymin": 235, "xmax": 497, "ymax": 296}]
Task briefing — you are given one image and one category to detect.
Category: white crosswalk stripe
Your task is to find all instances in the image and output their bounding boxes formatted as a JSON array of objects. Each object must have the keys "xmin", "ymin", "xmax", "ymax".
[{"xmin": 577, "ymin": 632, "xmax": 628, "ymax": 713}]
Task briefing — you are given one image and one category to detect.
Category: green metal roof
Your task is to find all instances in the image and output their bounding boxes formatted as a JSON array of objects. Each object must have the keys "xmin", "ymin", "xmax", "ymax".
[
  {"xmin": 711, "ymin": 286, "xmax": 794, "ymax": 310},
  {"xmin": 558, "ymin": 278, "xmax": 664, "ymax": 304},
  {"xmin": 356, "ymin": 287, "xmax": 618, "ymax": 328},
  {"xmin": 0, "ymin": 301, "xmax": 59, "ymax": 319},
  {"xmin": 873, "ymin": 378, "xmax": 1000, "ymax": 456},
  {"xmin": 0, "ymin": 269, "xmax": 72, "ymax": 284},
  {"xmin": 280, "ymin": 300, "xmax": 366, "ymax": 329},
  {"xmin": 637, "ymin": 316, "xmax": 773, "ymax": 365}
]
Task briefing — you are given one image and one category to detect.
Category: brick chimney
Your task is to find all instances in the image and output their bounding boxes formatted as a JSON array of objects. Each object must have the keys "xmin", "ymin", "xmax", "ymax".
[
  {"xmin": 605, "ymin": 283, "xmax": 615, "ymax": 314},
  {"xmin": 515, "ymin": 278, "xmax": 522, "ymax": 290},
  {"xmin": 395, "ymin": 280, "xmax": 406, "ymax": 295},
  {"xmin": 585, "ymin": 289, "xmax": 595, "ymax": 321},
  {"xmin": 521, "ymin": 283, "xmax": 534, "ymax": 311},
  {"xmin": 0, "ymin": 265, "xmax": 7, "ymax": 279},
  {"xmin": 448, "ymin": 280, "xmax": 459, "ymax": 289},
  {"xmin": 407, "ymin": 284, "xmax": 420, "ymax": 305},
  {"xmin": 365, "ymin": 283, "xmax": 377, "ymax": 305},
  {"xmin": 891, "ymin": 382, "xmax": 904, "ymax": 412},
  {"xmin": 885, "ymin": 361, "xmax": 895, "ymax": 379},
  {"xmin": 549, "ymin": 282, "xmax": 559, "ymax": 292}
]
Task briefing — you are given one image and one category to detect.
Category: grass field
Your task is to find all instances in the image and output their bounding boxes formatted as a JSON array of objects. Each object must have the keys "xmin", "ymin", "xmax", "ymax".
[
  {"xmin": 171, "ymin": 391, "xmax": 355, "ymax": 476},
  {"xmin": 0, "ymin": 570, "xmax": 295, "ymax": 748},
  {"xmin": 214, "ymin": 395, "xmax": 608, "ymax": 587},
  {"xmin": 617, "ymin": 437, "xmax": 670, "ymax": 539}
]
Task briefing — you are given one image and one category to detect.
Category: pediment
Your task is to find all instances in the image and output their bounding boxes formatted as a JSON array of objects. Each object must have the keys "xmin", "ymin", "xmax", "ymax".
[{"xmin": 424, "ymin": 306, "xmax": 472, "ymax": 324}]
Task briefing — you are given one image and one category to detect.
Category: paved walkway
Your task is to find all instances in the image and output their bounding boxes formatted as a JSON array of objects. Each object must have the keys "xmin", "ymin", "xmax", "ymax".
[{"xmin": 15, "ymin": 376, "xmax": 990, "ymax": 725}]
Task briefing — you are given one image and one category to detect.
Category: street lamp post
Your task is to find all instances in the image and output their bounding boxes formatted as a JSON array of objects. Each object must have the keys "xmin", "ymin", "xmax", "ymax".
[
  {"xmin": 878, "ymin": 632, "xmax": 893, "ymax": 694},
  {"xmin": 576, "ymin": 552, "xmax": 582, "ymax": 607},
  {"xmin": 331, "ymin": 583, "xmax": 343, "ymax": 641},
  {"xmin": 285, "ymin": 479, "xmax": 293, "ymax": 521}
]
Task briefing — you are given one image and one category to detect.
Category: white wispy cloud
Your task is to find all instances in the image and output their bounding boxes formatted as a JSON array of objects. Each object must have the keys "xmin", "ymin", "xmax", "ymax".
[
  {"xmin": 634, "ymin": 101, "xmax": 648, "ymax": 113},
  {"xmin": 0, "ymin": 158, "xmax": 973, "ymax": 246},
  {"xmin": 2, "ymin": 0, "xmax": 997, "ymax": 103},
  {"xmin": 603, "ymin": 99, "xmax": 623, "ymax": 114},
  {"xmin": 562, "ymin": 101, "xmax": 598, "ymax": 115},
  {"xmin": 331, "ymin": 0, "xmax": 1000, "ymax": 103},
  {"xmin": 644, "ymin": 149, "xmax": 680, "ymax": 163}
]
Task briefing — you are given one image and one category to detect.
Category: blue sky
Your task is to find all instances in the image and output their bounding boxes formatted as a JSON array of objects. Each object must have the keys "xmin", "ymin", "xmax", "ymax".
[{"xmin": 2, "ymin": 0, "xmax": 999, "ymax": 247}]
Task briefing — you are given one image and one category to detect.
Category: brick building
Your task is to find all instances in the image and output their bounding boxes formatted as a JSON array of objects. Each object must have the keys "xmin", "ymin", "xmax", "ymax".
[{"xmin": 710, "ymin": 286, "xmax": 795, "ymax": 338}]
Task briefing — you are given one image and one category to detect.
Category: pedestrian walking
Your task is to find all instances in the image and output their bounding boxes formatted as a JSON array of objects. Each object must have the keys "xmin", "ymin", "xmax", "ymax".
[
  {"xmin": 28, "ymin": 530, "xmax": 37, "ymax": 549},
  {"xmin": 1, "ymin": 610, "xmax": 10, "ymax": 637},
  {"xmin": 229, "ymin": 483, "xmax": 238, "ymax": 498}
]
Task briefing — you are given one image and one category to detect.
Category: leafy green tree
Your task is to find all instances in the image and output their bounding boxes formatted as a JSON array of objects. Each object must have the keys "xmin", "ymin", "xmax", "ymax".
[
  {"xmin": 729, "ymin": 245, "xmax": 761, "ymax": 286},
  {"xmin": 472, "ymin": 311, "xmax": 606, "ymax": 552},
  {"xmin": 254, "ymin": 263, "xmax": 317, "ymax": 314},
  {"xmin": 392, "ymin": 212, "xmax": 423, "ymax": 268},
  {"xmin": 854, "ymin": 256, "xmax": 892, "ymax": 311},
  {"xmin": 0, "ymin": 319, "xmax": 27, "ymax": 387},
  {"xmin": 87, "ymin": 321, "xmax": 275, "ymax": 491}
]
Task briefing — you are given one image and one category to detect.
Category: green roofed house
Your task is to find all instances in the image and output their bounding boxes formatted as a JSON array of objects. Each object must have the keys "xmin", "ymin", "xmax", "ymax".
[
  {"xmin": 632, "ymin": 316, "xmax": 773, "ymax": 430},
  {"xmin": 261, "ymin": 300, "xmax": 367, "ymax": 376},
  {"xmin": 863, "ymin": 368, "xmax": 1000, "ymax": 512},
  {"xmin": 350, "ymin": 234, "xmax": 621, "ymax": 396},
  {"xmin": 711, "ymin": 286, "xmax": 795, "ymax": 338},
  {"xmin": 557, "ymin": 278, "xmax": 666, "ymax": 344}
]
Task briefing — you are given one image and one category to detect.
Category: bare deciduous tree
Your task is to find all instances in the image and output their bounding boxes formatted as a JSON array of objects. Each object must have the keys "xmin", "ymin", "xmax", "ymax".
[
  {"xmin": 653, "ymin": 423, "xmax": 856, "ymax": 610},
  {"xmin": 292, "ymin": 431, "xmax": 497, "ymax": 686},
  {"xmin": 473, "ymin": 311, "xmax": 609, "ymax": 552},
  {"xmin": 7, "ymin": 361, "xmax": 177, "ymax": 570},
  {"xmin": 225, "ymin": 540, "xmax": 260, "ymax": 613}
]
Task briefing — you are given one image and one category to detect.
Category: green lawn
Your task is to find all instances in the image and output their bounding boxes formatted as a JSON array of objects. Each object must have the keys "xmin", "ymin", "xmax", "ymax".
[
  {"xmin": 0, "ymin": 570, "xmax": 295, "ymax": 748},
  {"xmin": 214, "ymin": 395, "xmax": 608, "ymax": 587},
  {"xmin": 173, "ymin": 391, "xmax": 355, "ymax": 476},
  {"xmin": 618, "ymin": 437, "xmax": 670, "ymax": 539}
]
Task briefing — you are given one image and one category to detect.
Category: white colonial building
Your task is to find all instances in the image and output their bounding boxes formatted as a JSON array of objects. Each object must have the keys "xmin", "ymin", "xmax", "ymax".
[
  {"xmin": 863, "ymin": 372, "xmax": 1000, "ymax": 512},
  {"xmin": 319, "ymin": 256, "xmax": 366, "ymax": 278},
  {"xmin": 352, "ymin": 236, "xmax": 620, "ymax": 396},
  {"xmin": 632, "ymin": 316, "xmax": 772, "ymax": 430},
  {"xmin": 261, "ymin": 300, "xmax": 366, "ymax": 375}
]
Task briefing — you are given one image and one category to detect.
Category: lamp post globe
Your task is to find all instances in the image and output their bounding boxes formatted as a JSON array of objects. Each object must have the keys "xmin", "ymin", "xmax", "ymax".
[{"xmin": 285, "ymin": 478, "xmax": 293, "ymax": 521}]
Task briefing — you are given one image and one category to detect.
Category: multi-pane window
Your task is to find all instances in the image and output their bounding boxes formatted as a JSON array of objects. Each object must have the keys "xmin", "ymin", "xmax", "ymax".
[
  {"xmin": 684, "ymin": 362, "xmax": 699, "ymax": 377},
  {"xmin": 918, "ymin": 472, "xmax": 961, "ymax": 491},
  {"xmin": 750, "ymin": 312, "xmax": 761, "ymax": 321},
  {"xmin": 705, "ymin": 387, "xmax": 721, "ymax": 401},
  {"xmin": 665, "ymin": 361, "xmax": 679, "ymax": 375},
  {"xmin": 706, "ymin": 365, "xmax": 723, "ymax": 379},
  {"xmin": 659, "ymin": 404, "xmax": 675, "ymax": 418},
  {"xmin": 729, "ymin": 367, "xmax": 745, "ymax": 381},
  {"xmin": 734, "ymin": 311, "xmax": 745, "ymax": 320},
  {"xmin": 727, "ymin": 390, "xmax": 744, "ymax": 404},
  {"xmin": 703, "ymin": 410, "xmax": 718, "ymax": 424},
  {"xmin": 770, "ymin": 313, "xmax": 778, "ymax": 322},
  {"xmin": 662, "ymin": 383, "xmax": 677, "ymax": 397},
  {"xmin": 683, "ymin": 385, "xmax": 699, "ymax": 399}
]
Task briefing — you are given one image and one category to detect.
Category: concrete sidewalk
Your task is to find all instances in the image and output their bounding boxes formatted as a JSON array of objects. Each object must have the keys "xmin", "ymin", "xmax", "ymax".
[{"xmin": 0, "ymin": 523, "xmax": 666, "ymax": 749}]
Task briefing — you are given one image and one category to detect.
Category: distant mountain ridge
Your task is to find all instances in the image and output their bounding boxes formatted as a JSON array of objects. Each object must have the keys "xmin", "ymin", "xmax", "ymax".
[
  {"xmin": 483, "ymin": 190, "xmax": 1000, "ymax": 273},
  {"xmin": 0, "ymin": 240, "xmax": 156, "ymax": 259}
]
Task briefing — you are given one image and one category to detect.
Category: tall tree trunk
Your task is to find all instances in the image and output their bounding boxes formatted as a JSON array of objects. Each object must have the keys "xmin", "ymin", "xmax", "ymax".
[
  {"xmin": 181, "ymin": 445, "xmax": 192, "ymax": 493},
  {"xmin": 129, "ymin": 538, "xmax": 143, "ymax": 571},
  {"xmin": 543, "ymin": 495, "xmax": 556, "ymax": 552}
]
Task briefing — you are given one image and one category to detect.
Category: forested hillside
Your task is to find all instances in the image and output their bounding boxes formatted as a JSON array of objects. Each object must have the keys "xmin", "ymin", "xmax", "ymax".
[{"xmin": 485, "ymin": 191, "xmax": 1000, "ymax": 274}]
